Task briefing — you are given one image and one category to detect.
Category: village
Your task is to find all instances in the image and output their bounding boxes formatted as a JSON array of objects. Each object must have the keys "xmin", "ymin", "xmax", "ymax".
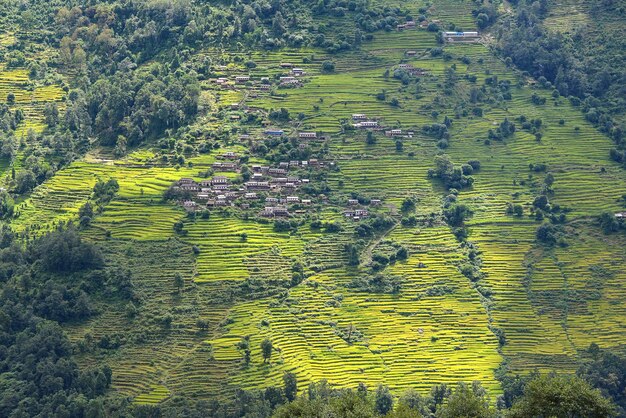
[
  {"xmin": 213, "ymin": 61, "xmax": 307, "ymax": 92},
  {"xmin": 171, "ymin": 149, "xmax": 382, "ymax": 222}
]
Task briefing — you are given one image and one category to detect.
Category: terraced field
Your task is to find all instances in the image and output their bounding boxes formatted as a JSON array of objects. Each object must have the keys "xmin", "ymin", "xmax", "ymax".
[{"xmin": 5, "ymin": 0, "xmax": 626, "ymax": 407}]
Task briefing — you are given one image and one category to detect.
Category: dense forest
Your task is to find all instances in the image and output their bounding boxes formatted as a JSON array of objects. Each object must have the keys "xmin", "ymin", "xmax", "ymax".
[{"xmin": 0, "ymin": 0, "xmax": 625, "ymax": 416}]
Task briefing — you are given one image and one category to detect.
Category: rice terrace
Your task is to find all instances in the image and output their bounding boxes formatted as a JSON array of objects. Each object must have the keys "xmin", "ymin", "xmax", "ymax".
[{"xmin": 0, "ymin": 0, "xmax": 625, "ymax": 417}]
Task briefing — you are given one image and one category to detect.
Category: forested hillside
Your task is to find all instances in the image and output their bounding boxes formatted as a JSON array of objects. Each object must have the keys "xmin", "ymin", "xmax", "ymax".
[{"xmin": 0, "ymin": 0, "xmax": 625, "ymax": 417}]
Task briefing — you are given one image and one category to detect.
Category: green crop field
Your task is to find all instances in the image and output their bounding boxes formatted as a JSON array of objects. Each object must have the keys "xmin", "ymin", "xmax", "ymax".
[{"xmin": 2, "ymin": 0, "xmax": 625, "ymax": 413}]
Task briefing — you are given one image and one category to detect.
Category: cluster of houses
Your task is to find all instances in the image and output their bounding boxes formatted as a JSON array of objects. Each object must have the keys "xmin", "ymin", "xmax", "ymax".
[
  {"xmin": 173, "ymin": 156, "xmax": 333, "ymax": 217},
  {"xmin": 397, "ymin": 19, "xmax": 435, "ymax": 31},
  {"xmin": 343, "ymin": 198, "xmax": 382, "ymax": 221},
  {"xmin": 214, "ymin": 63, "xmax": 308, "ymax": 91}
]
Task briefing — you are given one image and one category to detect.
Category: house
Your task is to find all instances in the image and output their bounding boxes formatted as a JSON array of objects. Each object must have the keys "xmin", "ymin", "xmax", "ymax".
[
  {"xmin": 348, "ymin": 199, "xmax": 359, "ymax": 206},
  {"xmin": 420, "ymin": 20, "xmax": 429, "ymax": 28},
  {"xmin": 281, "ymin": 79, "xmax": 300, "ymax": 86},
  {"xmin": 222, "ymin": 151, "xmax": 238, "ymax": 159},
  {"xmin": 252, "ymin": 165, "xmax": 262, "ymax": 173},
  {"xmin": 443, "ymin": 31, "xmax": 481, "ymax": 43},
  {"xmin": 397, "ymin": 24, "xmax": 407, "ymax": 31},
  {"xmin": 272, "ymin": 177, "xmax": 288, "ymax": 184},
  {"xmin": 280, "ymin": 63, "xmax": 294, "ymax": 68},
  {"xmin": 239, "ymin": 134, "xmax": 250, "ymax": 140},
  {"xmin": 371, "ymin": 199, "xmax": 382, "ymax": 206},
  {"xmin": 280, "ymin": 76, "xmax": 297, "ymax": 83},
  {"xmin": 213, "ymin": 184, "xmax": 230, "ymax": 191},
  {"xmin": 273, "ymin": 206, "xmax": 289, "ymax": 216},
  {"xmin": 268, "ymin": 168, "xmax": 288, "ymax": 176},
  {"xmin": 245, "ymin": 181, "xmax": 270, "ymax": 190},
  {"xmin": 212, "ymin": 162, "xmax": 237, "ymax": 171},
  {"xmin": 265, "ymin": 197, "xmax": 279, "ymax": 204},
  {"xmin": 279, "ymin": 162, "xmax": 289, "ymax": 169},
  {"xmin": 309, "ymin": 159, "xmax": 320, "ymax": 167},
  {"xmin": 180, "ymin": 183, "xmax": 199, "ymax": 192},
  {"xmin": 405, "ymin": 21, "xmax": 416, "ymax": 28},
  {"xmin": 289, "ymin": 160, "xmax": 300, "ymax": 167},
  {"xmin": 235, "ymin": 76, "xmax": 250, "ymax": 83},
  {"xmin": 230, "ymin": 115, "xmax": 241, "ymax": 121},
  {"xmin": 355, "ymin": 121, "xmax": 379, "ymax": 128},
  {"xmin": 352, "ymin": 114, "xmax": 368, "ymax": 121},
  {"xmin": 260, "ymin": 206, "xmax": 289, "ymax": 217},
  {"xmin": 286, "ymin": 196, "xmax": 300, "ymax": 203},
  {"xmin": 260, "ymin": 84, "xmax": 271, "ymax": 90},
  {"xmin": 197, "ymin": 193, "xmax": 210, "ymax": 201},
  {"xmin": 406, "ymin": 50, "xmax": 417, "ymax": 56},
  {"xmin": 178, "ymin": 178, "xmax": 195, "ymax": 184},
  {"xmin": 212, "ymin": 176, "xmax": 229, "ymax": 185},
  {"xmin": 291, "ymin": 68, "xmax": 305, "ymax": 76},
  {"xmin": 216, "ymin": 195, "xmax": 228, "ymax": 206},
  {"xmin": 206, "ymin": 199, "xmax": 216, "ymax": 207},
  {"xmin": 183, "ymin": 201, "xmax": 197, "ymax": 211},
  {"xmin": 240, "ymin": 203, "xmax": 250, "ymax": 209},
  {"xmin": 283, "ymin": 183, "xmax": 297, "ymax": 189},
  {"xmin": 245, "ymin": 192, "xmax": 258, "ymax": 199},
  {"xmin": 385, "ymin": 129, "xmax": 403, "ymax": 137},
  {"xmin": 200, "ymin": 180, "xmax": 212, "ymax": 188},
  {"xmin": 230, "ymin": 103, "xmax": 240, "ymax": 110},
  {"xmin": 252, "ymin": 173, "xmax": 264, "ymax": 180},
  {"xmin": 264, "ymin": 129, "xmax": 284, "ymax": 136},
  {"xmin": 615, "ymin": 212, "xmax": 626, "ymax": 219},
  {"xmin": 261, "ymin": 77, "xmax": 270, "ymax": 83},
  {"xmin": 299, "ymin": 132, "xmax": 317, "ymax": 139},
  {"xmin": 301, "ymin": 199, "xmax": 312, "ymax": 205},
  {"xmin": 355, "ymin": 209, "xmax": 369, "ymax": 217}
]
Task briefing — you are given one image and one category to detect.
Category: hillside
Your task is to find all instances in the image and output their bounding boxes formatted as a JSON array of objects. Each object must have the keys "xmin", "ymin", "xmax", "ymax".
[{"xmin": 0, "ymin": 0, "xmax": 625, "ymax": 416}]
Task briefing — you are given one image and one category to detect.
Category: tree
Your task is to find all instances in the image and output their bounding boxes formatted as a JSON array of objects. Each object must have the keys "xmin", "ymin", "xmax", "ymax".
[
  {"xmin": 436, "ymin": 382, "xmax": 494, "ymax": 418},
  {"xmin": 174, "ymin": 272, "xmax": 184, "ymax": 293},
  {"xmin": 283, "ymin": 372, "xmax": 298, "ymax": 402},
  {"xmin": 322, "ymin": 61, "xmax": 335, "ymax": 72},
  {"xmin": 261, "ymin": 338, "xmax": 273, "ymax": 363},
  {"xmin": 375, "ymin": 384, "xmax": 393, "ymax": 415},
  {"xmin": 508, "ymin": 375, "xmax": 616, "ymax": 418},
  {"xmin": 15, "ymin": 170, "xmax": 37, "ymax": 194}
]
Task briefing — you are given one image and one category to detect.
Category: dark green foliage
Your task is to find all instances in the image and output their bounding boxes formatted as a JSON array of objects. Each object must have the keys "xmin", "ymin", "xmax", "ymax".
[
  {"xmin": 375, "ymin": 385, "xmax": 393, "ymax": 415},
  {"xmin": 33, "ymin": 227, "xmax": 103, "ymax": 273},
  {"xmin": 347, "ymin": 273, "xmax": 403, "ymax": 294},
  {"xmin": 577, "ymin": 344, "xmax": 626, "ymax": 415},
  {"xmin": 443, "ymin": 204, "xmax": 473, "ymax": 227},
  {"xmin": 428, "ymin": 154, "xmax": 474, "ymax": 190},
  {"xmin": 508, "ymin": 374, "xmax": 616, "ymax": 418},
  {"xmin": 283, "ymin": 372, "xmax": 298, "ymax": 402},
  {"xmin": 436, "ymin": 382, "xmax": 494, "ymax": 418},
  {"xmin": 261, "ymin": 338, "xmax": 273, "ymax": 363}
]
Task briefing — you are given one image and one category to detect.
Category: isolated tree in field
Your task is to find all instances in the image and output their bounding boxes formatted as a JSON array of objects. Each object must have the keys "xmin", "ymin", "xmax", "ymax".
[
  {"xmin": 174, "ymin": 273, "xmax": 184, "ymax": 293},
  {"xmin": 375, "ymin": 384, "xmax": 393, "ymax": 415},
  {"xmin": 366, "ymin": 131, "xmax": 376, "ymax": 145},
  {"xmin": 508, "ymin": 375, "xmax": 616, "ymax": 418},
  {"xmin": 283, "ymin": 372, "xmax": 297, "ymax": 401},
  {"xmin": 322, "ymin": 61, "xmax": 335, "ymax": 72},
  {"xmin": 261, "ymin": 338, "xmax": 273, "ymax": 363}
]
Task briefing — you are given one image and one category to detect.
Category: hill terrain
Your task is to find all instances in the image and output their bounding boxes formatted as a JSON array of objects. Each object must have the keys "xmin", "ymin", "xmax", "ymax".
[{"xmin": 0, "ymin": 0, "xmax": 625, "ymax": 416}]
